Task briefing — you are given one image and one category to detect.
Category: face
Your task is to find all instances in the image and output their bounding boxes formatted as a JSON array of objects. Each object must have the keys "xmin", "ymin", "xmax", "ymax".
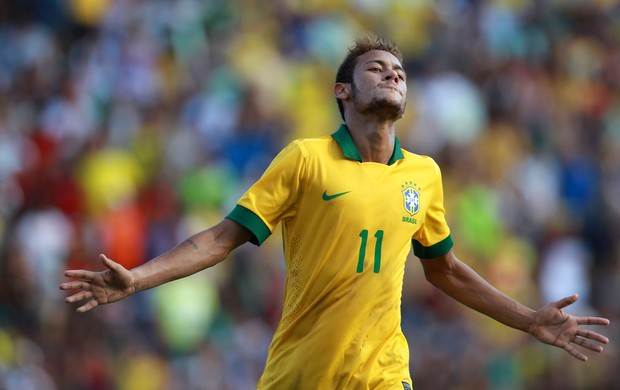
[{"xmin": 348, "ymin": 50, "xmax": 407, "ymax": 120}]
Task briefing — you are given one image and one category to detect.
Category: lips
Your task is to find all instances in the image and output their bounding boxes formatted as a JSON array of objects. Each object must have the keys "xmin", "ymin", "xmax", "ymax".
[{"xmin": 380, "ymin": 85, "xmax": 403, "ymax": 95}]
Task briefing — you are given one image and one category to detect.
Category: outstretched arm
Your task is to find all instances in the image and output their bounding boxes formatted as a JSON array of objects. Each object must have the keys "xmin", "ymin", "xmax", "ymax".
[
  {"xmin": 420, "ymin": 249, "xmax": 610, "ymax": 361},
  {"xmin": 60, "ymin": 218, "xmax": 252, "ymax": 313}
]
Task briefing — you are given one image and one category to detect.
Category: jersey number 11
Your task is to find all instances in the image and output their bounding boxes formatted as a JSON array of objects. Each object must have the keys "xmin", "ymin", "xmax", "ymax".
[{"xmin": 357, "ymin": 229, "xmax": 384, "ymax": 273}]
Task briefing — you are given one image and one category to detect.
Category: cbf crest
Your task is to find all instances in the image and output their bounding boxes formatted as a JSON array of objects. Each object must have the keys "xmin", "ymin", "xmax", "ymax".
[{"xmin": 402, "ymin": 182, "xmax": 420, "ymax": 216}]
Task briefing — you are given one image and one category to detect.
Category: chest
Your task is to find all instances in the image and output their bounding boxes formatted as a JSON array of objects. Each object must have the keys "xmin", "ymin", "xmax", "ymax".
[{"xmin": 302, "ymin": 159, "xmax": 435, "ymax": 232}]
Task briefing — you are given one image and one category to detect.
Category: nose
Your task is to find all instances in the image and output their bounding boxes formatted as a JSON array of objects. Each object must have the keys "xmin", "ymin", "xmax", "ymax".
[{"xmin": 385, "ymin": 69, "xmax": 399, "ymax": 83}]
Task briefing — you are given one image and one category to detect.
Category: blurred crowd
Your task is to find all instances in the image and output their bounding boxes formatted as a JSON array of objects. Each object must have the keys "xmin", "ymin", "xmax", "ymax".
[{"xmin": 0, "ymin": 0, "xmax": 619, "ymax": 389}]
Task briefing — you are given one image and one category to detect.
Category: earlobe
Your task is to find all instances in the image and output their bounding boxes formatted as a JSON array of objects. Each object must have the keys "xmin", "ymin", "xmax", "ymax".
[{"xmin": 334, "ymin": 83, "xmax": 350, "ymax": 100}]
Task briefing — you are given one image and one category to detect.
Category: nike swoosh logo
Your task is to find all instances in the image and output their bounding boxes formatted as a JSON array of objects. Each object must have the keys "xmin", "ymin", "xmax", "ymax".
[{"xmin": 322, "ymin": 190, "xmax": 351, "ymax": 201}]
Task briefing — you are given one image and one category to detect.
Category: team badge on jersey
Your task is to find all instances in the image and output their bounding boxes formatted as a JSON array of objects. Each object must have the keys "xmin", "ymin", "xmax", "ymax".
[{"xmin": 402, "ymin": 183, "xmax": 420, "ymax": 216}]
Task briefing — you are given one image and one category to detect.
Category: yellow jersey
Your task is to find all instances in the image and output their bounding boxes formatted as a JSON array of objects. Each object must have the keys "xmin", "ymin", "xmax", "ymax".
[{"xmin": 226, "ymin": 124, "xmax": 453, "ymax": 389}]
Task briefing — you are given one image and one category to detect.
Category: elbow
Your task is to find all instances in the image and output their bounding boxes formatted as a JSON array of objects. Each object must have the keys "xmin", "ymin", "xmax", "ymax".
[
  {"xmin": 421, "ymin": 251, "xmax": 458, "ymax": 288},
  {"xmin": 423, "ymin": 267, "xmax": 445, "ymax": 288},
  {"xmin": 205, "ymin": 219, "xmax": 249, "ymax": 266},
  {"xmin": 208, "ymin": 242, "xmax": 233, "ymax": 267}
]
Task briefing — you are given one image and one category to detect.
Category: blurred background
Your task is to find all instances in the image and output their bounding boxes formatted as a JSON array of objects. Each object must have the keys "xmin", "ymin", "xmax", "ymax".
[{"xmin": 0, "ymin": 0, "xmax": 619, "ymax": 389}]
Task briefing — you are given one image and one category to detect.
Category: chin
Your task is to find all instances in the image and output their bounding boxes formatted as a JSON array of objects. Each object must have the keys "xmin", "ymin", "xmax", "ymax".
[{"xmin": 366, "ymin": 99, "xmax": 406, "ymax": 119}]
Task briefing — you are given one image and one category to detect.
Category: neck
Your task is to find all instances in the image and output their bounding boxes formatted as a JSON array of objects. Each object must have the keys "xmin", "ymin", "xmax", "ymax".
[{"xmin": 345, "ymin": 115, "xmax": 396, "ymax": 164}]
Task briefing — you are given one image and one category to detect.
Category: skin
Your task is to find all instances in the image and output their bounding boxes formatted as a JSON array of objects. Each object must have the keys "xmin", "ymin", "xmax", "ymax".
[
  {"xmin": 334, "ymin": 50, "xmax": 407, "ymax": 165},
  {"xmin": 61, "ymin": 49, "xmax": 610, "ymax": 362},
  {"xmin": 62, "ymin": 219, "xmax": 251, "ymax": 312}
]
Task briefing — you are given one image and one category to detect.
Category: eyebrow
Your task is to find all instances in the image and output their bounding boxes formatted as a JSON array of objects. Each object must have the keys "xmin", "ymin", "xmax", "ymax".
[{"xmin": 363, "ymin": 59, "xmax": 405, "ymax": 73}]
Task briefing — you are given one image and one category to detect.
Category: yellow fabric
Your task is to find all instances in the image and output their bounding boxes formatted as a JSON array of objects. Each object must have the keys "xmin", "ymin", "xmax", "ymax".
[{"xmin": 228, "ymin": 127, "xmax": 451, "ymax": 389}]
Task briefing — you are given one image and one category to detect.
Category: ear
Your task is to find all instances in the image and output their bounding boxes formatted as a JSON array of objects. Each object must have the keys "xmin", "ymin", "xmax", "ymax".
[{"xmin": 334, "ymin": 82, "xmax": 350, "ymax": 101}]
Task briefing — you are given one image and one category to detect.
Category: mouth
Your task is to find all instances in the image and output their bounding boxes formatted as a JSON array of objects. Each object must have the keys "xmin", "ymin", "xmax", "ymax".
[{"xmin": 380, "ymin": 85, "xmax": 403, "ymax": 95}]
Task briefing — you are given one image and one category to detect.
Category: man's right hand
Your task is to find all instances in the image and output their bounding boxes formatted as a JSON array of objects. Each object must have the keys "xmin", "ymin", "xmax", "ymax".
[{"xmin": 60, "ymin": 254, "xmax": 136, "ymax": 313}]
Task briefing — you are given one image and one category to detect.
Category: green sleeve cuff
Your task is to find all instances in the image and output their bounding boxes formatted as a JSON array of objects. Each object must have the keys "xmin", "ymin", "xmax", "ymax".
[
  {"xmin": 225, "ymin": 205, "xmax": 272, "ymax": 246},
  {"xmin": 412, "ymin": 235, "xmax": 454, "ymax": 259}
]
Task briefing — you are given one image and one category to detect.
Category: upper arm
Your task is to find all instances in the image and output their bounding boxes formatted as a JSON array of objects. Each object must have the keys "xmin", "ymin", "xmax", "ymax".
[
  {"xmin": 209, "ymin": 218, "xmax": 253, "ymax": 255},
  {"xmin": 419, "ymin": 249, "xmax": 482, "ymax": 291},
  {"xmin": 419, "ymin": 249, "xmax": 457, "ymax": 282}
]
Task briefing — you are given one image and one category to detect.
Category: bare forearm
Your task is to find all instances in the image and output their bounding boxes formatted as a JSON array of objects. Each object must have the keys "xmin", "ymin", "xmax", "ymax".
[
  {"xmin": 423, "ymin": 255, "xmax": 535, "ymax": 332},
  {"xmin": 131, "ymin": 219, "xmax": 250, "ymax": 292}
]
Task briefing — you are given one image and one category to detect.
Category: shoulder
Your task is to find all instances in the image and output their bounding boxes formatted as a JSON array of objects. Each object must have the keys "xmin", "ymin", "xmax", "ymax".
[
  {"xmin": 283, "ymin": 135, "xmax": 335, "ymax": 159},
  {"xmin": 291, "ymin": 135, "xmax": 334, "ymax": 151},
  {"xmin": 400, "ymin": 149, "xmax": 442, "ymax": 174},
  {"xmin": 266, "ymin": 136, "xmax": 334, "ymax": 174}
]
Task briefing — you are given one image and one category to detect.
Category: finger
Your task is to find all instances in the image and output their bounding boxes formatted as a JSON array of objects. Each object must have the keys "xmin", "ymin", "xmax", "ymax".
[
  {"xmin": 573, "ymin": 337, "xmax": 605, "ymax": 353},
  {"xmin": 553, "ymin": 294, "xmax": 579, "ymax": 309},
  {"xmin": 100, "ymin": 254, "xmax": 124, "ymax": 272},
  {"xmin": 576, "ymin": 329, "xmax": 610, "ymax": 344},
  {"xmin": 59, "ymin": 281, "xmax": 92, "ymax": 291},
  {"xmin": 564, "ymin": 343, "xmax": 588, "ymax": 362},
  {"xmin": 76, "ymin": 300, "xmax": 99, "ymax": 313},
  {"xmin": 577, "ymin": 317, "xmax": 610, "ymax": 326},
  {"xmin": 64, "ymin": 270, "xmax": 96, "ymax": 280},
  {"xmin": 65, "ymin": 291, "xmax": 93, "ymax": 303}
]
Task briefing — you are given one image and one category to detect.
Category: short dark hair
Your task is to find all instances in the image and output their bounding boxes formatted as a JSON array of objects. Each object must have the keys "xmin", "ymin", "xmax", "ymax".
[{"xmin": 335, "ymin": 34, "xmax": 403, "ymax": 121}]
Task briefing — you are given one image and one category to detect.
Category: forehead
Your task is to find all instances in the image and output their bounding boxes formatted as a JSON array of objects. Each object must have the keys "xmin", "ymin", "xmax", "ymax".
[{"xmin": 355, "ymin": 50, "xmax": 403, "ymax": 70}]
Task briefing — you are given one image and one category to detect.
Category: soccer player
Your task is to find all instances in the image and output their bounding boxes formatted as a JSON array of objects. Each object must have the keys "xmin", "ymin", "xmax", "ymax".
[{"xmin": 61, "ymin": 35, "xmax": 610, "ymax": 389}]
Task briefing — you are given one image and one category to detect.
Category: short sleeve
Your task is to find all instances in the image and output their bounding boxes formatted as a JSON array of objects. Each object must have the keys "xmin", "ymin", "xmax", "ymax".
[
  {"xmin": 226, "ymin": 141, "xmax": 306, "ymax": 246},
  {"xmin": 412, "ymin": 161, "xmax": 453, "ymax": 258}
]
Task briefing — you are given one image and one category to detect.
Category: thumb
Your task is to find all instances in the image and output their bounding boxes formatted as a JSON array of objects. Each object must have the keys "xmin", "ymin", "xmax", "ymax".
[
  {"xmin": 99, "ymin": 254, "xmax": 124, "ymax": 272},
  {"xmin": 552, "ymin": 294, "xmax": 579, "ymax": 310}
]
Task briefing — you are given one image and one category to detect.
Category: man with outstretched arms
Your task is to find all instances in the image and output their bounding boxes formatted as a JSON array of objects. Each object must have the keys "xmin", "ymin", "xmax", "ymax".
[{"xmin": 62, "ymin": 35, "xmax": 610, "ymax": 390}]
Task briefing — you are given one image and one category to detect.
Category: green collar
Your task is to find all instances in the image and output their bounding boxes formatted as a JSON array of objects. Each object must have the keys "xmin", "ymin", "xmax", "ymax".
[{"xmin": 331, "ymin": 124, "xmax": 404, "ymax": 166}]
